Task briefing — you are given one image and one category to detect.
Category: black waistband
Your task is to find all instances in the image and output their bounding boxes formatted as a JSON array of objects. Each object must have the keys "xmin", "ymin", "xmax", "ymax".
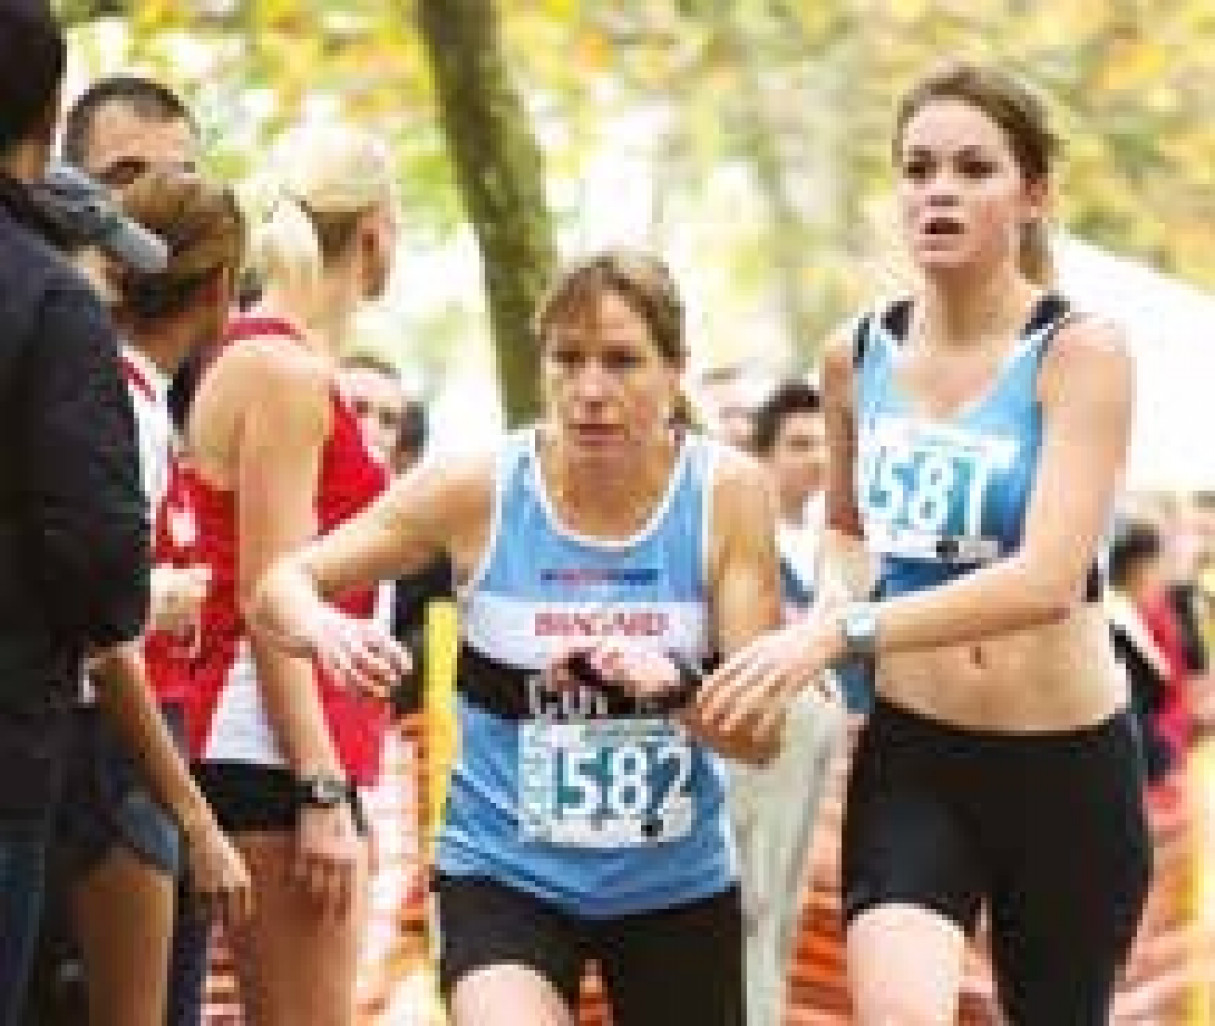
[
  {"xmin": 458, "ymin": 643, "xmax": 644, "ymax": 721},
  {"xmin": 457, "ymin": 643, "xmax": 716, "ymax": 721}
]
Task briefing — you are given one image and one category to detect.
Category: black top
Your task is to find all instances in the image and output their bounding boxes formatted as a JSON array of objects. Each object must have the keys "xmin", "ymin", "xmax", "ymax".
[{"xmin": 0, "ymin": 176, "xmax": 149, "ymax": 820}]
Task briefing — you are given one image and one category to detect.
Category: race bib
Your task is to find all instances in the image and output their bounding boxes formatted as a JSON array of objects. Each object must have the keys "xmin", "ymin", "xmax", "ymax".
[
  {"xmin": 859, "ymin": 415, "xmax": 1017, "ymax": 562},
  {"xmin": 517, "ymin": 717, "xmax": 695, "ymax": 847}
]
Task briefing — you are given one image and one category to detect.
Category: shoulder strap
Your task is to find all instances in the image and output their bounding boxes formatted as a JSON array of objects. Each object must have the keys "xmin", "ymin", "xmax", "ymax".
[
  {"xmin": 223, "ymin": 314, "xmax": 305, "ymax": 346},
  {"xmin": 1027, "ymin": 292, "xmax": 1076, "ymax": 365},
  {"xmin": 884, "ymin": 297, "xmax": 914, "ymax": 342},
  {"xmin": 1025, "ymin": 292, "xmax": 1070, "ymax": 335},
  {"xmin": 119, "ymin": 352, "xmax": 156, "ymax": 402},
  {"xmin": 852, "ymin": 312, "xmax": 873, "ymax": 369},
  {"xmin": 854, "ymin": 298, "xmax": 917, "ymax": 367}
]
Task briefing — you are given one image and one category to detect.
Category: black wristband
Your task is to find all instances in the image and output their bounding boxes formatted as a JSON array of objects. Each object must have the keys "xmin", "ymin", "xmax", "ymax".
[
  {"xmin": 636, "ymin": 651, "xmax": 703, "ymax": 714},
  {"xmin": 565, "ymin": 651, "xmax": 704, "ymax": 715}
]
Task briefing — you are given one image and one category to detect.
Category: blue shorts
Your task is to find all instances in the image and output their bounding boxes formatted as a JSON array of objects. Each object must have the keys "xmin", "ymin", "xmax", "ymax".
[{"xmin": 50, "ymin": 703, "xmax": 185, "ymax": 881}]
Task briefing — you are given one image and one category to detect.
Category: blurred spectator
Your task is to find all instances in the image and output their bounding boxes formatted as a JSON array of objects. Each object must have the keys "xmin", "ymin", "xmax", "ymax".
[
  {"xmin": 1108, "ymin": 521, "xmax": 1184, "ymax": 785},
  {"xmin": 23, "ymin": 75, "xmax": 217, "ymax": 1026},
  {"xmin": 731, "ymin": 378, "xmax": 844, "ymax": 1024},
  {"xmin": 340, "ymin": 352, "xmax": 409, "ymax": 468},
  {"xmin": 141, "ymin": 119, "xmax": 401, "ymax": 1025},
  {"xmin": 339, "ymin": 352, "xmax": 431, "ymax": 475},
  {"xmin": 62, "ymin": 75, "xmax": 197, "ymax": 187},
  {"xmin": 1162, "ymin": 497, "xmax": 1211, "ymax": 678},
  {"xmin": 339, "ymin": 354, "xmax": 452, "ymax": 718},
  {"xmin": 0, "ymin": 3, "xmax": 150, "ymax": 1021},
  {"xmin": 752, "ymin": 379, "xmax": 827, "ymax": 611},
  {"xmin": 695, "ymin": 363, "xmax": 763, "ymax": 451},
  {"xmin": 63, "ymin": 75, "xmax": 207, "ymax": 431},
  {"xmin": 393, "ymin": 395, "xmax": 429, "ymax": 475},
  {"xmin": 751, "ymin": 377, "xmax": 873, "ymax": 714}
]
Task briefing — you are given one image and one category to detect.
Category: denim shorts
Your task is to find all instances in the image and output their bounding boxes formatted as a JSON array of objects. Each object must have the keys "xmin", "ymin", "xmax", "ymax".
[
  {"xmin": 0, "ymin": 830, "xmax": 49, "ymax": 1026},
  {"xmin": 50, "ymin": 703, "xmax": 185, "ymax": 881}
]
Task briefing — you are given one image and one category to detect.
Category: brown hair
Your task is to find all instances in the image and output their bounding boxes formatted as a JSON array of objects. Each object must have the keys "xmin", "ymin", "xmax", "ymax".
[
  {"xmin": 341, "ymin": 351, "xmax": 400, "ymax": 382},
  {"xmin": 114, "ymin": 169, "xmax": 245, "ymax": 322},
  {"xmin": 534, "ymin": 250, "xmax": 686, "ymax": 365},
  {"xmin": 895, "ymin": 61, "xmax": 1059, "ymax": 284}
]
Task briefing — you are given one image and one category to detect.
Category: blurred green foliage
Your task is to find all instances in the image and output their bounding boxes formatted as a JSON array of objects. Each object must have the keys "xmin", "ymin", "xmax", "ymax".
[{"xmin": 59, "ymin": 0, "xmax": 1215, "ymax": 376}]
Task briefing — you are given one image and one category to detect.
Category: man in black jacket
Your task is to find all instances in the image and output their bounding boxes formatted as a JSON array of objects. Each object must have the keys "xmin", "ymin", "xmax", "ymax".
[{"xmin": 0, "ymin": 2, "xmax": 150, "ymax": 1021}]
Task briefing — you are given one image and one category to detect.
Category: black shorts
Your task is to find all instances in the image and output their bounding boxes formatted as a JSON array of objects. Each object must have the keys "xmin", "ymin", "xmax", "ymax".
[
  {"xmin": 435, "ymin": 874, "xmax": 743, "ymax": 1026},
  {"xmin": 843, "ymin": 698, "xmax": 1153, "ymax": 1025},
  {"xmin": 195, "ymin": 762, "xmax": 368, "ymax": 836},
  {"xmin": 51, "ymin": 702, "xmax": 186, "ymax": 881}
]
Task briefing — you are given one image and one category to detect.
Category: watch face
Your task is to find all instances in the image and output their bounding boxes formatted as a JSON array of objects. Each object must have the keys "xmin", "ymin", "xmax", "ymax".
[
  {"xmin": 318, "ymin": 780, "xmax": 346, "ymax": 805},
  {"xmin": 302, "ymin": 776, "xmax": 348, "ymax": 807},
  {"xmin": 845, "ymin": 607, "xmax": 877, "ymax": 652}
]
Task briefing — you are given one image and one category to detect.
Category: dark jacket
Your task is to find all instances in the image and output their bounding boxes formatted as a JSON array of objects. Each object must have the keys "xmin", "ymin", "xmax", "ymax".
[{"xmin": 0, "ymin": 175, "xmax": 149, "ymax": 815}]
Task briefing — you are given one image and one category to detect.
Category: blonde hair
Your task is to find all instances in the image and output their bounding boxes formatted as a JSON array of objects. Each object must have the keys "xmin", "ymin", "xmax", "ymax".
[{"xmin": 249, "ymin": 123, "xmax": 394, "ymax": 294}]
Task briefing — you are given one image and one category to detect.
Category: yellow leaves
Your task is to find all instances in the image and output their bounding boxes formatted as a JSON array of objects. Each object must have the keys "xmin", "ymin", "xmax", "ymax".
[
  {"xmin": 1010, "ymin": 0, "xmax": 1107, "ymax": 42},
  {"xmin": 257, "ymin": 0, "xmax": 305, "ymax": 31},
  {"xmin": 67, "ymin": 0, "xmax": 1215, "ymax": 303},
  {"xmin": 574, "ymin": 27, "xmax": 611, "ymax": 70},
  {"xmin": 1095, "ymin": 36, "xmax": 1170, "ymax": 94},
  {"xmin": 883, "ymin": 0, "xmax": 930, "ymax": 21},
  {"xmin": 128, "ymin": 0, "xmax": 180, "ymax": 38}
]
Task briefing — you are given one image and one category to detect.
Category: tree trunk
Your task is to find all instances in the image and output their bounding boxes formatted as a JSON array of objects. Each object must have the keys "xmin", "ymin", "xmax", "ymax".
[{"xmin": 416, "ymin": 0, "xmax": 556, "ymax": 426}]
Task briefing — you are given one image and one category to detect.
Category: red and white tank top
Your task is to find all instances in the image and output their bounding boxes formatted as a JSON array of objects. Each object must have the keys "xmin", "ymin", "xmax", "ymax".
[
  {"xmin": 145, "ymin": 315, "xmax": 391, "ymax": 785},
  {"xmin": 81, "ymin": 345, "xmax": 176, "ymax": 706},
  {"xmin": 120, "ymin": 344, "xmax": 175, "ymax": 515}
]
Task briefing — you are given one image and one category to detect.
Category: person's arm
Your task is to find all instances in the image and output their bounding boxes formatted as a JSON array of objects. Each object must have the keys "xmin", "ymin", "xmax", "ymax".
[
  {"xmin": 234, "ymin": 347, "xmax": 344, "ymax": 784},
  {"xmin": 550, "ymin": 450, "xmax": 833, "ymax": 765},
  {"xmin": 250, "ymin": 455, "xmax": 493, "ymax": 693},
  {"xmin": 813, "ymin": 328, "xmax": 878, "ymax": 610},
  {"xmin": 681, "ymin": 450, "xmax": 788, "ymax": 763},
  {"xmin": 818, "ymin": 318, "xmax": 1132, "ymax": 659},
  {"xmin": 90, "ymin": 642, "xmax": 251, "ymax": 924},
  {"xmin": 699, "ymin": 318, "xmax": 1132, "ymax": 729},
  {"xmin": 19, "ymin": 282, "xmax": 149, "ymax": 647},
  {"xmin": 234, "ymin": 345, "xmax": 363, "ymax": 916}
]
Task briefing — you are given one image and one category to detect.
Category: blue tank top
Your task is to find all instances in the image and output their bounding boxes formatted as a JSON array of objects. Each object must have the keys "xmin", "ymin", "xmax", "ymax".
[
  {"xmin": 854, "ymin": 294, "xmax": 1091, "ymax": 599},
  {"xmin": 438, "ymin": 428, "xmax": 736, "ymax": 917}
]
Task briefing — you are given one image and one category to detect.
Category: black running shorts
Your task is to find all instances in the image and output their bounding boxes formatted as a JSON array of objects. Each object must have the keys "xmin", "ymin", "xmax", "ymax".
[
  {"xmin": 843, "ymin": 698, "xmax": 1152, "ymax": 1025},
  {"xmin": 435, "ymin": 873, "xmax": 744, "ymax": 1026}
]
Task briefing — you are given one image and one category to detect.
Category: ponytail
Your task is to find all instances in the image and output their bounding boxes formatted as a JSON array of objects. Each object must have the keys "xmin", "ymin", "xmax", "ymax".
[
  {"xmin": 1019, "ymin": 219, "xmax": 1054, "ymax": 287},
  {"xmin": 246, "ymin": 122, "xmax": 395, "ymax": 296},
  {"xmin": 251, "ymin": 195, "xmax": 324, "ymax": 296}
]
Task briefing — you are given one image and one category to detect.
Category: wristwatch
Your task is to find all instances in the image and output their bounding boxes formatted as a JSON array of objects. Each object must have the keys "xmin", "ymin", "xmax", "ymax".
[
  {"xmin": 658, "ymin": 651, "xmax": 705, "ymax": 712},
  {"xmin": 840, "ymin": 602, "xmax": 880, "ymax": 661},
  {"xmin": 630, "ymin": 652, "xmax": 704, "ymax": 715},
  {"xmin": 295, "ymin": 773, "xmax": 353, "ymax": 810}
]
